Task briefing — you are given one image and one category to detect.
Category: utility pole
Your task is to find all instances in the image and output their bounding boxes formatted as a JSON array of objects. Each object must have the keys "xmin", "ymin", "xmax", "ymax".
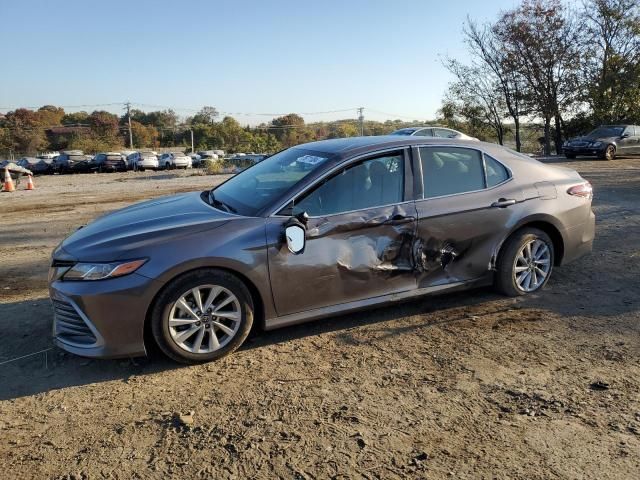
[
  {"xmin": 190, "ymin": 129, "xmax": 194, "ymax": 153},
  {"xmin": 357, "ymin": 107, "xmax": 364, "ymax": 136},
  {"xmin": 125, "ymin": 101, "xmax": 133, "ymax": 149}
]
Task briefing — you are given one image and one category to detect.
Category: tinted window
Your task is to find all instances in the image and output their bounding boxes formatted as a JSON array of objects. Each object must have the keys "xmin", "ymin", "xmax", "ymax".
[
  {"xmin": 420, "ymin": 147, "xmax": 484, "ymax": 198},
  {"xmin": 485, "ymin": 155, "xmax": 510, "ymax": 187},
  {"xmin": 588, "ymin": 126, "xmax": 624, "ymax": 137},
  {"xmin": 293, "ymin": 153, "xmax": 404, "ymax": 216}
]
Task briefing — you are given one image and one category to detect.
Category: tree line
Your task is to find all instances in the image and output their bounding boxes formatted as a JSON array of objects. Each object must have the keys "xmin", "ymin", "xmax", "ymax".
[
  {"xmin": 442, "ymin": 0, "xmax": 640, "ymax": 154},
  {"xmin": 0, "ymin": 105, "xmax": 423, "ymax": 157}
]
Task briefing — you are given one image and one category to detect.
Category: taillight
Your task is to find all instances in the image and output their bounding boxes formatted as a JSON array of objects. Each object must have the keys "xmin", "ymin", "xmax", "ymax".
[{"xmin": 567, "ymin": 182, "xmax": 593, "ymax": 199}]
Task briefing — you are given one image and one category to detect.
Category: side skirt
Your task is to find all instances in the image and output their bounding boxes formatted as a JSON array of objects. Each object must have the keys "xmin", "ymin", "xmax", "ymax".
[{"xmin": 264, "ymin": 275, "xmax": 493, "ymax": 331}]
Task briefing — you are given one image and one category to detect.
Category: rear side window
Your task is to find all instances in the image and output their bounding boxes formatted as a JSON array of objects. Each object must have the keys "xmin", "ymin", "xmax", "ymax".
[
  {"xmin": 293, "ymin": 152, "xmax": 404, "ymax": 216},
  {"xmin": 414, "ymin": 128, "xmax": 433, "ymax": 137},
  {"xmin": 420, "ymin": 147, "xmax": 485, "ymax": 198},
  {"xmin": 485, "ymin": 155, "xmax": 510, "ymax": 187}
]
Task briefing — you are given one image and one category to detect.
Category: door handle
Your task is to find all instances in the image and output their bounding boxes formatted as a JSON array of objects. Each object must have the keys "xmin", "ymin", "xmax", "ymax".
[
  {"xmin": 384, "ymin": 214, "xmax": 416, "ymax": 224},
  {"xmin": 491, "ymin": 198, "xmax": 517, "ymax": 208}
]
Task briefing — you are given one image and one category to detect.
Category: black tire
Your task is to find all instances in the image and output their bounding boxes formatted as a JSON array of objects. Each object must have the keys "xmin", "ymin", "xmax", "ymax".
[
  {"xmin": 565, "ymin": 153, "xmax": 576, "ymax": 159},
  {"xmin": 599, "ymin": 144, "xmax": 615, "ymax": 161},
  {"xmin": 151, "ymin": 269, "xmax": 254, "ymax": 364},
  {"xmin": 495, "ymin": 227, "xmax": 555, "ymax": 297}
]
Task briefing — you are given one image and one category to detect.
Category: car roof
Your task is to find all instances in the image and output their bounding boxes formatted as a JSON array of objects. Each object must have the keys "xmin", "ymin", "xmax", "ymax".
[{"xmin": 295, "ymin": 135, "xmax": 493, "ymax": 158}]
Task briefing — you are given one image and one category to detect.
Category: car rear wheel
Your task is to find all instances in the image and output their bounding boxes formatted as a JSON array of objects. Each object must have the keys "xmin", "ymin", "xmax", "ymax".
[
  {"xmin": 565, "ymin": 153, "xmax": 576, "ymax": 159},
  {"xmin": 495, "ymin": 228, "xmax": 554, "ymax": 297},
  {"xmin": 151, "ymin": 269, "xmax": 254, "ymax": 364}
]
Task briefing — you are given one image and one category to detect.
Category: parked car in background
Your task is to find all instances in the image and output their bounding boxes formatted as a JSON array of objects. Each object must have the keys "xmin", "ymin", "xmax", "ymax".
[
  {"xmin": 49, "ymin": 136, "xmax": 595, "ymax": 364},
  {"xmin": 227, "ymin": 153, "xmax": 267, "ymax": 172},
  {"xmin": 53, "ymin": 151, "xmax": 93, "ymax": 173},
  {"xmin": 93, "ymin": 152, "xmax": 127, "ymax": 172},
  {"xmin": 128, "ymin": 151, "xmax": 159, "ymax": 171},
  {"xmin": 159, "ymin": 152, "xmax": 193, "ymax": 169},
  {"xmin": 563, "ymin": 125, "xmax": 640, "ymax": 160},
  {"xmin": 189, "ymin": 153, "xmax": 202, "ymax": 167},
  {"xmin": 16, "ymin": 156, "xmax": 54, "ymax": 175},
  {"xmin": 390, "ymin": 126, "xmax": 479, "ymax": 141}
]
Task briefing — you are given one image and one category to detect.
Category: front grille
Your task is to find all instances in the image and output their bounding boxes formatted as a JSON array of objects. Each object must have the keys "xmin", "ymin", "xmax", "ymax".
[{"xmin": 52, "ymin": 299, "xmax": 97, "ymax": 346}]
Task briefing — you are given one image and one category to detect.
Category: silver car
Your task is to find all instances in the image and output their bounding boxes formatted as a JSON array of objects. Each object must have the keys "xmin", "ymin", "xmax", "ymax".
[{"xmin": 391, "ymin": 126, "xmax": 479, "ymax": 141}]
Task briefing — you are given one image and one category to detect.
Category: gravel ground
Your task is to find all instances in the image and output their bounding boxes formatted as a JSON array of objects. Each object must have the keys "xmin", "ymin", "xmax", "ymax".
[{"xmin": 0, "ymin": 160, "xmax": 639, "ymax": 479}]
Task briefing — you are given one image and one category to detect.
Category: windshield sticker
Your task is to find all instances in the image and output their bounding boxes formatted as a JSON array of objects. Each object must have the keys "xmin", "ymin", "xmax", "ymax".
[{"xmin": 296, "ymin": 155, "xmax": 326, "ymax": 166}]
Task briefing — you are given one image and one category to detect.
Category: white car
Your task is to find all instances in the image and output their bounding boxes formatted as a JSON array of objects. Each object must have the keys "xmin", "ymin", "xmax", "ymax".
[
  {"xmin": 159, "ymin": 152, "xmax": 192, "ymax": 170},
  {"xmin": 128, "ymin": 152, "xmax": 159, "ymax": 171},
  {"xmin": 390, "ymin": 126, "xmax": 479, "ymax": 141}
]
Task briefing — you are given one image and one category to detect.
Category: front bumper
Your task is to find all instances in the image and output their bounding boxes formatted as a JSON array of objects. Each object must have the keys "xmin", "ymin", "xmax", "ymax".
[
  {"xmin": 49, "ymin": 272, "xmax": 159, "ymax": 358},
  {"xmin": 563, "ymin": 146, "xmax": 605, "ymax": 157}
]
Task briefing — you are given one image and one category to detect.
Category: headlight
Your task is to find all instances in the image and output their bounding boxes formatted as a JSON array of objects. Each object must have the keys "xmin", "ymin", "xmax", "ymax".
[
  {"xmin": 63, "ymin": 259, "xmax": 147, "ymax": 281},
  {"xmin": 590, "ymin": 141, "xmax": 603, "ymax": 148}
]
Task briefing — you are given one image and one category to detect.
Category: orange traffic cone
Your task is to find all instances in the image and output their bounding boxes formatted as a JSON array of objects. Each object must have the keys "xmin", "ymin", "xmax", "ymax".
[
  {"xmin": 2, "ymin": 168, "xmax": 15, "ymax": 192},
  {"xmin": 25, "ymin": 175, "xmax": 35, "ymax": 190}
]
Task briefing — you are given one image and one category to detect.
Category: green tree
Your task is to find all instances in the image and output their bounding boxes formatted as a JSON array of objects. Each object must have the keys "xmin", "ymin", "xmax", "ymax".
[
  {"xmin": 495, "ymin": 0, "xmax": 582, "ymax": 154},
  {"xmin": 190, "ymin": 106, "xmax": 219, "ymax": 125},
  {"xmin": 581, "ymin": 0, "xmax": 640, "ymax": 123}
]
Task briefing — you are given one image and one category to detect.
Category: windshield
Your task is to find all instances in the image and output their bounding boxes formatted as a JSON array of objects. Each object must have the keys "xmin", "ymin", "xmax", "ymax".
[
  {"xmin": 390, "ymin": 128, "xmax": 417, "ymax": 136},
  {"xmin": 588, "ymin": 126, "xmax": 624, "ymax": 137},
  {"xmin": 211, "ymin": 147, "xmax": 332, "ymax": 216}
]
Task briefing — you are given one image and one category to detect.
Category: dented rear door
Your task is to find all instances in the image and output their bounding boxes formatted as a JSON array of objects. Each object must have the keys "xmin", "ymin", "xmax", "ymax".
[{"xmin": 413, "ymin": 146, "xmax": 523, "ymax": 288}]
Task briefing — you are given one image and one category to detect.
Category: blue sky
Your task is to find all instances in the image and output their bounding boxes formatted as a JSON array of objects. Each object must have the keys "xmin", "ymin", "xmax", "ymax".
[{"xmin": 0, "ymin": 0, "xmax": 522, "ymax": 125}]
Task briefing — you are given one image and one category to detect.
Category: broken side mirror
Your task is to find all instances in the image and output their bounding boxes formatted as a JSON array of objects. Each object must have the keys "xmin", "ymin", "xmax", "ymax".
[{"xmin": 284, "ymin": 211, "xmax": 308, "ymax": 255}]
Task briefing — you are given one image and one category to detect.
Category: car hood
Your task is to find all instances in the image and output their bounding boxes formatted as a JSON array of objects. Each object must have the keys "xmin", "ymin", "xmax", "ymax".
[
  {"xmin": 57, "ymin": 191, "xmax": 233, "ymax": 261},
  {"xmin": 569, "ymin": 135, "xmax": 616, "ymax": 143}
]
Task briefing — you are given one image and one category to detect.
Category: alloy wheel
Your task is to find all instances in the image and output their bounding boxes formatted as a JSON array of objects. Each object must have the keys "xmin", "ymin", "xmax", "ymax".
[
  {"xmin": 168, "ymin": 284, "xmax": 241, "ymax": 354},
  {"xmin": 513, "ymin": 239, "xmax": 551, "ymax": 292},
  {"xmin": 605, "ymin": 145, "xmax": 615, "ymax": 160}
]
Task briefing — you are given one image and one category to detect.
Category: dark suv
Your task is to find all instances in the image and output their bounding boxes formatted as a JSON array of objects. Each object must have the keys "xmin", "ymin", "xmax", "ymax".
[
  {"xmin": 563, "ymin": 125, "xmax": 640, "ymax": 160},
  {"xmin": 93, "ymin": 152, "xmax": 127, "ymax": 172},
  {"xmin": 53, "ymin": 151, "xmax": 93, "ymax": 173}
]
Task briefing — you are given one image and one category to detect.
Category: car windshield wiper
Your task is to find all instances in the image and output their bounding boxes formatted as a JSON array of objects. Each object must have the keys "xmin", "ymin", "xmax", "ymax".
[{"xmin": 208, "ymin": 190, "xmax": 237, "ymax": 214}]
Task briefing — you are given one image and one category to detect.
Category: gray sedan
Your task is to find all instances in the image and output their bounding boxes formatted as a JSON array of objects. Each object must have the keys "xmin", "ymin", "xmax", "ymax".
[{"xmin": 49, "ymin": 136, "xmax": 595, "ymax": 363}]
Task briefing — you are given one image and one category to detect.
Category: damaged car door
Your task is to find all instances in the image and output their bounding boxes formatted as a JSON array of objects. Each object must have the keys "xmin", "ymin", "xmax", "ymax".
[
  {"xmin": 266, "ymin": 150, "xmax": 417, "ymax": 316},
  {"xmin": 413, "ymin": 146, "xmax": 522, "ymax": 288}
]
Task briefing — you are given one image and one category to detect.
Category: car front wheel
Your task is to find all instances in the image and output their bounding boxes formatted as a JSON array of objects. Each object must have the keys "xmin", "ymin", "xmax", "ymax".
[
  {"xmin": 151, "ymin": 269, "xmax": 254, "ymax": 364},
  {"xmin": 600, "ymin": 145, "xmax": 616, "ymax": 160},
  {"xmin": 495, "ymin": 228, "xmax": 554, "ymax": 297}
]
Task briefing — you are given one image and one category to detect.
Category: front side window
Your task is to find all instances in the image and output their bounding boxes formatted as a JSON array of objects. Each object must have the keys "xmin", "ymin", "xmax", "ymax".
[
  {"xmin": 292, "ymin": 152, "xmax": 405, "ymax": 217},
  {"xmin": 420, "ymin": 147, "xmax": 485, "ymax": 198}
]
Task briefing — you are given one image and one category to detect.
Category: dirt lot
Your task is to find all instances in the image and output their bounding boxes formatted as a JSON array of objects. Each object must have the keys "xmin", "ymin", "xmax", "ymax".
[{"xmin": 1, "ymin": 161, "xmax": 639, "ymax": 479}]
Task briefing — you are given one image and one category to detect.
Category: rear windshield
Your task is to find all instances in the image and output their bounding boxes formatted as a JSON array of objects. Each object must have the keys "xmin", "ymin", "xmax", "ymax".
[{"xmin": 106, "ymin": 155, "xmax": 122, "ymax": 160}]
